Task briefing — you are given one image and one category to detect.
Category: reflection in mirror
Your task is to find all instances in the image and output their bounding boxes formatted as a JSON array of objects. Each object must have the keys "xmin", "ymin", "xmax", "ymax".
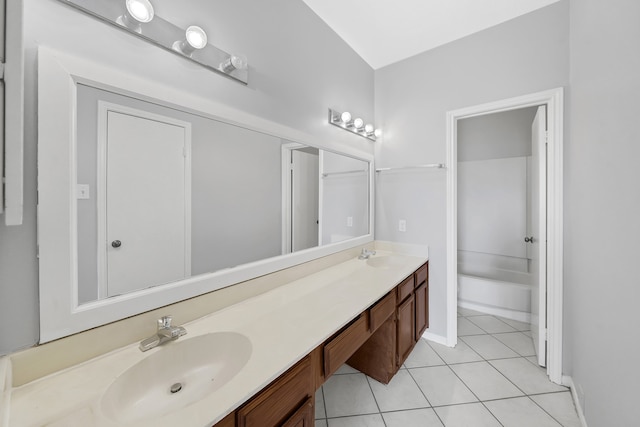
[{"xmin": 75, "ymin": 84, "xmax": 370, "ymax": 304}]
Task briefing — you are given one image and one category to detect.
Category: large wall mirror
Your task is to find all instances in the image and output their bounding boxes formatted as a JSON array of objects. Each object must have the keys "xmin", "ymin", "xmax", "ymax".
[{"xmin": 38, "ymin": 47, "xmax": 373, "ymax": 341}]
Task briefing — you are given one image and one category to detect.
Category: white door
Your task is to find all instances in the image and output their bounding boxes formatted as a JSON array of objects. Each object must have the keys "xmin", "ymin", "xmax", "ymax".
[
  {"xmin": 291, "ymin": 148, "xmax": 319, "ymax": 252},
  {"xmin": 105, "ymin": 110, "xmax": 190, "ymax": 296},
  {"xmin": 530, "ymin": 105, "xmax": 547, "ymax": 367}
]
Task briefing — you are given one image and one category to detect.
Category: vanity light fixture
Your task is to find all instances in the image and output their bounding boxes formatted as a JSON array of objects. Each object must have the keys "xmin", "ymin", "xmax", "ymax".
[
  {"xmin": 328, "ymin": 108, "xmax": 379, "ymax": 142},
  {"xmin": 173, "ymin": 25, "xmax": 208, "ymax": 56},
  {"xmin": 116, "ymin": 0, "xmax": 154, "ymax": 33},
  {"xmin": 220, "ymin": 54, "xmax": 248, "ymax": 73}
]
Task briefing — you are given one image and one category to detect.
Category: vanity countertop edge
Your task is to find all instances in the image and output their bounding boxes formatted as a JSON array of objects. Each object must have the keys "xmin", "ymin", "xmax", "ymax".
[{"xmin": 4, "ymin": 244, "xmax": 428, "ymax": 427}]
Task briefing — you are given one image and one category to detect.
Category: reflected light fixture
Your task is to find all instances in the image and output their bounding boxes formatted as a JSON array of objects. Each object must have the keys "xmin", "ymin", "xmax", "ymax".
[
  {"xmin": 116, "ymin": 0, "xmax": 154, "ymax": 33},
  {"xmin": 221, "ymin": 54, "xmax": 248, "ymax": 73},
  {"xmin": 364, "ymin": 124, "xmax": 374, "ymax": 135},
  {"xmin": 328, "ymin": 108, "xmax": 379, "ymax": 142},
  {"xmin": 173, "ymin": 25, "xmax": 208, "ymax": 56}
]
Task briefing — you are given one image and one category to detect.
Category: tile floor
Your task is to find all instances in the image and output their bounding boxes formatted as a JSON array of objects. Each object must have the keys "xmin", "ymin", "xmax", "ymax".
[{"xmin": 314, "ymin": 307, "xmax": 582, "ymax": 427}]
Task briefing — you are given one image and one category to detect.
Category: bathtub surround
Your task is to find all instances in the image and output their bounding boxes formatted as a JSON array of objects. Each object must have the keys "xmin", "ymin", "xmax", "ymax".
[
  {"xmin": 457, "ymin": 108, "xmax": 538, "ymax": 322},
  {"xmin": 457, "ymin": 274, "xmax": 532, "ymax": 322}
]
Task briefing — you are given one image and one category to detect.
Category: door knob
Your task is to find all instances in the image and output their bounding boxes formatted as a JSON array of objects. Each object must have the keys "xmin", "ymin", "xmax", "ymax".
[
  {"xmin": 111, "ymin": 240, "xmax": 122, "ymax": 248},
  {"xmin": 524, "ymin": 236, "xmax": 534, "ymax": 243}
]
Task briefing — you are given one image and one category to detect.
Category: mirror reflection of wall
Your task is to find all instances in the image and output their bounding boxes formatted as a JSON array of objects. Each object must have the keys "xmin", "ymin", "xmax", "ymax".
[
  {"xmin": 321, "ymin": 151, "xmax": 370, "ymax": 245},
  {"xmin": 76, "ymin": 84, "xmax": 370, "ymax": 304}
]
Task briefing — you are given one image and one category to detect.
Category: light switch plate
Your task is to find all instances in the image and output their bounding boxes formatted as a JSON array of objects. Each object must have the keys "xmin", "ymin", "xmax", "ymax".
[{"xmin": 77, "ymin": 184, "xmax": 90, "ymax": 200}]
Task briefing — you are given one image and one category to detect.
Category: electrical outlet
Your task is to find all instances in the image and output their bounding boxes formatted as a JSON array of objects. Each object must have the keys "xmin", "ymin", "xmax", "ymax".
[
  {"xmin": 347, "ymin": 216, "xmax": 353, "ymax": 227},
  {"xmin": 399, "ymin": 219, "xmax": 407, "ymax": 232}
]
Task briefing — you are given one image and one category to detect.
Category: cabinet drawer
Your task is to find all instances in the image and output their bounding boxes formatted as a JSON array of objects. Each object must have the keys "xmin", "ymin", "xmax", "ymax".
[
  {"xmin": 237, "ymin": 357, "xmax": 312, "ymax": 427},
  {"xmin": 415, "ymin": 262, "xmax": 428, "ymax": 287},
  {"xmin": 324, "ymin": 313, "xmax": 370, "ymax": 377},
  {"xmin": 281, "ymin": 396, "xmax": 313, "ymax": 427},
  {"xmin": 369, "ymin": 291, "xmax": 396, "ymax": 332},
  {"xmin": 397, "ymin": 276, "xmax": 415, "ymax": 303}
]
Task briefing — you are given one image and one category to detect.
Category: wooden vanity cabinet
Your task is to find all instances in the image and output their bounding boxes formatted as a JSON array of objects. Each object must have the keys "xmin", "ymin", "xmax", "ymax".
[
  {"xmin": 348, "ymin": 261, "xmax": 429, "ymax": 384},
  {"xmin": 236, "ymin": 356, "xmax": 314, "ymax": 427},
  {"xmin": 212, "ymin": 260, "xmax": 429, "ymax": 426}
]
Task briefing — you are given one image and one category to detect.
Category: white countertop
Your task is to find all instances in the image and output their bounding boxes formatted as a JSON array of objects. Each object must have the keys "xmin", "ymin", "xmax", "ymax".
[{"xmin": 4, "ymin": 249, "xmax": 427, "ymax": 427}]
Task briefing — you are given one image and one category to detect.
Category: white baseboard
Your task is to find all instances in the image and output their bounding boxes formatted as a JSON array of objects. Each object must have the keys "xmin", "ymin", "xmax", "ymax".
[
  {"xmin": 458, "ymin": 301, "xmax": 531, "ymax": 323},
  {"xmin": 562, "ymin": 375, "xmax": 588, "ymax": 427},
  {"xmin": 421, "ymin": 331, "xmax": 449, "ymax": 347}
]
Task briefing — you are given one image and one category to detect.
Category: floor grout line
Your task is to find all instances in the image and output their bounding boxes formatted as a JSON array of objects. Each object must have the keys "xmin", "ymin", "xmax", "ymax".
[{"xmin": 318, "ymin": 312, "xmax": 576, "ymax": 426}]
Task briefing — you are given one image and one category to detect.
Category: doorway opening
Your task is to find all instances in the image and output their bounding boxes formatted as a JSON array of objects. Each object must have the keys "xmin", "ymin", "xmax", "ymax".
[
  {"xmin": 281, "ymin": 143, "xmax": 320, "ymax": 254},
  {"xmin": 456, "ymin": 105, "xmax": 547, "ymax": 367},
  {"xmin": 446, "ymin": 88, "xmax": 564, "ymax": 383}
]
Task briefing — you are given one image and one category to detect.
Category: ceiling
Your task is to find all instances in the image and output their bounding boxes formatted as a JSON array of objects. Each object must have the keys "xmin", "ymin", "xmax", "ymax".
[{"xmin": 301, "ymin": 0, "xmax": 561, "ymax": 69}]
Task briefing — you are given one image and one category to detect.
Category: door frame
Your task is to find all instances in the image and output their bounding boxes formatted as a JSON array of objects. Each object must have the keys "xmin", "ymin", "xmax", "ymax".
[
  {"xmin": 280, "ymin": 143, "xmax": 322, "ymax": 254},
  {"xmin": 445, "ymin": 88, "xmax": 564, "ymax": 383},
  {"xmin": 96, "ymin": 101, "xmax": 192, "ymax": 299}
]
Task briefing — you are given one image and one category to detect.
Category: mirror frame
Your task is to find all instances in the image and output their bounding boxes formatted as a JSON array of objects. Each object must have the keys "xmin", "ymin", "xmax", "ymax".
[{"xmin": 37, "ymin": 46, "xmax": 375, "ymax": 342}]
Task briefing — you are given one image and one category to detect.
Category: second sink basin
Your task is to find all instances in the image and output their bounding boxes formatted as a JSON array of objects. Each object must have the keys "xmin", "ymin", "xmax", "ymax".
[
  {"xmin": 366, "ymin": 255, "xmax": 407, "ymax": 269},
  {"xmin": 101, "ymin": 331, "xmax": 252, "ymax": 424}
]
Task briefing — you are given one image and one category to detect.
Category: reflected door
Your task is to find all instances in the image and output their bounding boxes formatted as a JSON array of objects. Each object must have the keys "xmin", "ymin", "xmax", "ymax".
[
  {"xmin": 530, "ymin": 105, "xmax": 547, "ymax": 366},
  {"xmin": 291, "ymin": 148, "xmax": 319, "ymax": 252},
  {"xmin": 104, "ymin": 110, "xmax": 191, "ymax": 297}
]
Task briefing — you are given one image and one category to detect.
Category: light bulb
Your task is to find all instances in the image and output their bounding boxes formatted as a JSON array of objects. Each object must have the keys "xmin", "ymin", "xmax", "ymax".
[
  {"xmin": 364, "ymin": 124, "xmax": 374, "ymax": 134},
  {"xmin": 354, "ymin": 118, "xmax": 364, "ymax": 129},
  {"xmin": 186, "ymin": 26, "xmax": 208, "ymax": 49},
  {"xmin": 341, "ymin": 112, "xmax": 352, "ymax": 123},
  {"xmin": 374, "ymin": 129, "xmax": 382, "ymax": 138},
  {"xmin": 221, "ymin": 54, "xmax": 248, "ymax": 73},
  {"xmin": 126, "ymin": 0, "xmax": 154, "ymax": 23}
]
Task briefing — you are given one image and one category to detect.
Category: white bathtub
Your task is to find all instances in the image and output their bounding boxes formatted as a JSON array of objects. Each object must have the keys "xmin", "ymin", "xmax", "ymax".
[{"xmin": 458, "ymin": 272, "xmax": 532, "ymax": 323}]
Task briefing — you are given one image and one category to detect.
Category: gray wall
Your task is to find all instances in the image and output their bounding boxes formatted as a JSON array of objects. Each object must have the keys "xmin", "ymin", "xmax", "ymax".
[
  {"xmin": 321, "ymin": 152, "xmax": 369, "ymax": 244},
  {"xmin": 458, "ymin": 107, "xmax": 537, "ymax": 161},
  {"xmin": 374, "ymin": 1, "xmax": 569, "ymax": 338},
  {"xmin": 0, "ymin": 0, "xmax": 374, "ymax": 355},
  {"xmin": 566, "ymin": 0, "xmax": 640, "ymax": 424}
]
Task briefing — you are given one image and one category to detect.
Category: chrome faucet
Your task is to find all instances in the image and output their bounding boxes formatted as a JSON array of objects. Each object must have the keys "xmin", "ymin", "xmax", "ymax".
[
  {"xmin": 139, "ymin": 315, "xmax": 187, "ymax": 352},
  {"xmin": 358, "ymin": 248, "xmax": 377, "ymax": 260}
]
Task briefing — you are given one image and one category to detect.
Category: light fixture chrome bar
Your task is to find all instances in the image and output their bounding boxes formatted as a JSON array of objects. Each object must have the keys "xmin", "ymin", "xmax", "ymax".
[
  {"xmin": 322, "ymin": 169, "xmax": 368, "ymax": 178},
  {"xmin": 375, "ymin": 164, "xmax": 446, "ymax": 172},
  {"xmin": 328, "ymin": 108, "xmax": 377, "ymax": 142},
  {"xmin": 58, "ymin": 0, "xmax": 248, "ymax": 84}
]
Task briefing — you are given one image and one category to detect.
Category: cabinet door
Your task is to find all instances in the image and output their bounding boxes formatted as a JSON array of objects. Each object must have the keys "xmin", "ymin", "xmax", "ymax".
[
  {"xmin": 282, "ymin": 396, "xmax": 314, "ymax": 427},
  {"xmin": 415, "ymin": 282, "xmax": 428, "ymax": 341},
  {"xmin": 237, "ymin": 357, "xmax": 313, "ymax": 427},
  {"xmin": 396, "ymin": 294, "xmax": 415, "ymax": 366}
]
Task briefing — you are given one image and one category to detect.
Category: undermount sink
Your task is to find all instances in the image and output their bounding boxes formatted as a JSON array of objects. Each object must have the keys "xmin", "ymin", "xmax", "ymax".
[
  {"xmin": 101, "ymin": 332, "xmax": 252, "ymax": 424},
  {"xmin": 366, "ymin": 255, "xmax": 406, "ymax": 269}
]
